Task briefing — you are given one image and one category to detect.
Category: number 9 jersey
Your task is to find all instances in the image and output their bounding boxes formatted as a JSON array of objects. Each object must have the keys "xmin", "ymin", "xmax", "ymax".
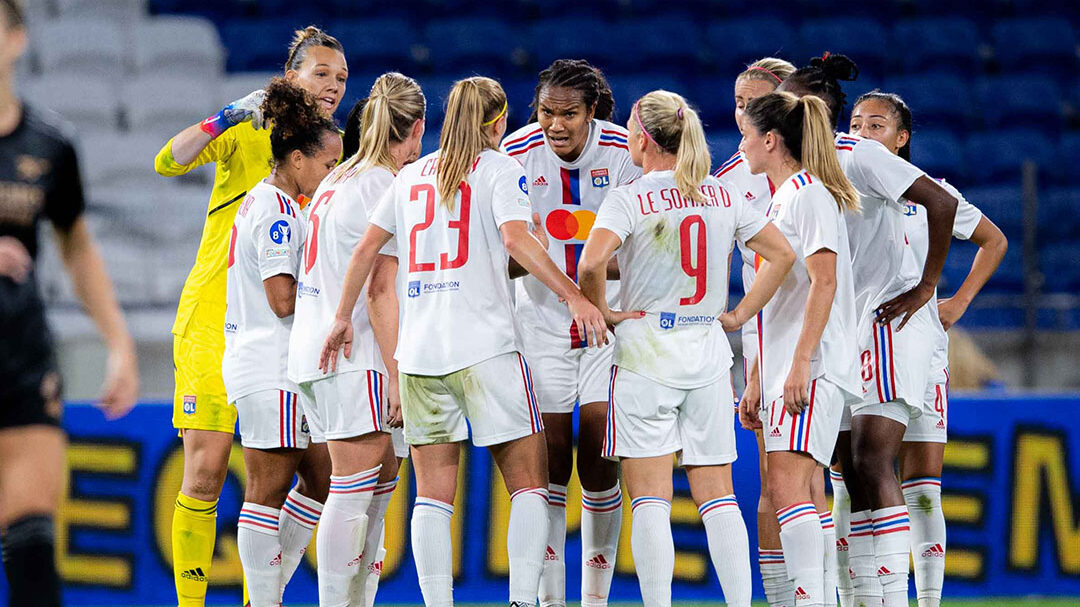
[{"xmin": 369, "ymin": 149, "xmax": 533, "ymax": 376}]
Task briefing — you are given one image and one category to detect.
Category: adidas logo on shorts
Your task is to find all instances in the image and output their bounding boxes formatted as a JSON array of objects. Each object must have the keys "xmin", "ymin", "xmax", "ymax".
[
  {"xmin": 922, "ymin": 543, "xmax": 945, "ymax": 558},
  {"xmin": 533, "ymin": 176, "xmax": 548, "ymax": 187},
  {"xmin": 545, "ymin": 546, "xmax": 558, "ymax": 561},
  {"xmin": 180, "ymin": 567, "xmax": 207, "ymax": 582},
  {"xmin": 795, "ymin": 587, "xmax": 811, "ymax": 600},
  {"xmin": 936, "ymin": 419, "xmax": 945, "ymax": 429},
  {"xmin": 770, "ymin": 426, "xmax": 782, "ymax": 438},
  {"xmin": 586, "ymin": 554, "xmax": 611, "ymax": 569}
]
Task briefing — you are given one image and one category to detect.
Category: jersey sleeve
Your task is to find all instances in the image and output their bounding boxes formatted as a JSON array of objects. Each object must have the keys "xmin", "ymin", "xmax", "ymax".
[
  {"xmin": 154, "ymin": 129, "xmax": 237, "ymax": 177},
  {"xmin": 793, "ymin": 189, "xmax": 841, "ymax": 258},
  {"xmin": 849, "ymin": 138, "xmax": 924, "ymax": 204},
  {"xmin": 369, "ymin": 180, "xmax": 398, "ymax": 236},
  {"xmin": 615, "ymin": 151, "xmax": 643, "ymax": 186},
  {"xmin": 939, "ymin": 180, "xmax": 983, "ymax": 240},
  {"xmin": 44, "ymin": 139, "xmax": 85, "ymax": 232},
  {"xmin": 489, "ymin": 159, "xmax": 533, "ymax": 227},
  {"xmin": 254, "ymin": 204, "xmax": 303, "ymax": 280},
  {"xmin": 592, "ymin": 188, "xmax": 635, "ymax": 241},
  {"xmin": 348, "ymin": 170, "xmax": 398, "ymax": 257}
]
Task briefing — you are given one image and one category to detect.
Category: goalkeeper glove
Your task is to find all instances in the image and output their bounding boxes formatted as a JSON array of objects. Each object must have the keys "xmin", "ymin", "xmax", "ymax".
[{"xmin": 200, "ymin": 89, "xmax": 267, "ymax": 139}]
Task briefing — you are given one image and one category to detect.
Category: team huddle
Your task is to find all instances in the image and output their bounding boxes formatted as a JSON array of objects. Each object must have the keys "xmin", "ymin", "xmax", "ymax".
[{"xmin": 153, "ymin": 24, "xmax": 1008, "ymax": 607}]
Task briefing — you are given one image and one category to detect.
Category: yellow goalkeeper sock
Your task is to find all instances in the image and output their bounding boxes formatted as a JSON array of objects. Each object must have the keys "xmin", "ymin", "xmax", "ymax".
[{"xmin": 173, "ymin": 492, "xmax": 218, "ymax": 607}]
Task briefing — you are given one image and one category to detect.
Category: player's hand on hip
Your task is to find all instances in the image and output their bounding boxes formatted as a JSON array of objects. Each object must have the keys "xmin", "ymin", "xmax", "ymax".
[
  {"xmin": 719, "ymin": 310, "xmax": 745, "ymax": 332},
  {"xmin": 0, "ymin": 236, "xmax": 31, "ymax": 283},
  {"xmin": 783, "ymin": 358, "xmax": 811, "ymax": 416},
  {"xmin": 936, "ymin": 296, "xmax": 967, "ymax": 331},
  {"xmin": 568, "ymin": 295, "xmax": 608, "ymax": 347},
  {"xmin": 875, "ymin": 282, "xmax": 933, "ymax": 330},
  {"xmin": 603, "ymin": 309, "xmax": 645, "ymax": 332},
  {"xmin": 319, "ymin": 318, "xmax": 353, "ymax": 374},
  {"xmin": 739, "ymin": 380, "xmax": 762, "ymax": 431},
  {"xmin": 98, "ymin": 346, "xmax": 138, "ymax": 420}
]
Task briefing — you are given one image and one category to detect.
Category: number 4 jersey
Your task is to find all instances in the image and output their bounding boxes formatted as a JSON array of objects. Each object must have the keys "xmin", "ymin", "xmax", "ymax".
[
  {"xmin": 593, "ymin": 170, "xmax": 769, "ymax": 388},
  {"xmin": 503, "ymin": 120, "xmax": 641, "ymax": 348},
  {"xmin": 369, "ymin": 148, "xmax": 533, "ymax": 376}
]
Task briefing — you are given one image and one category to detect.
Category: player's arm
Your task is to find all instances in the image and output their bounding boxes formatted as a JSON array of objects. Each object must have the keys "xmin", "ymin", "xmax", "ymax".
[
  {"xmin": 502, "ymin": 220, "xmax": 608, "ymax": 347},
  {"xmin": 938, "ymin": 215, "xmax": 1007, "ymax": 330},
  {"xmin": 54, "ymin": 218, "xmax": 138, "ymax": 418},
  {"xmin": 507, "ymin": 212, "xmax": 547, "ymax": 279},
  {"xmin": 263, "ymin": 274, "xmax": 297, "ymax": 318},
  {"xmin": 875, "ymin": 175, "xmax": 957, "ymax": 328},
  {"xmin": 783, "ymin": 248, "xmax": 837, "ymax": 414},
  {"xmin": 739, "ymin": 355, "xmax": 763, "ymax": 431},
  {"xmin": 720, "ymin": 222, "xmax": 794, "ymax": 331},
  {"xmin": 155, "ymin": 89, "xmax": 266, "ymax": 175},
  {"xmin": 367, "ymin": 253, "xmax": 402, "ymax": 427},
  {"xmin": 578, "ymin": 227, "xmax": 640, "ymax": 330}
]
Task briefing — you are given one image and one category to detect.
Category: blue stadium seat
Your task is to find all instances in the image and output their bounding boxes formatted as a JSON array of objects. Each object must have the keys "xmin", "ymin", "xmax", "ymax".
[
  {"xmin": 703, "ymin": 19, "xmax": 798, "ymax": 77},
  {"xmin": 502, "ymin": 78, "xmax": 539, "ymax": 126},
  {"xmin": 964, "ymin": 130, "xmax": 1054, "ymax": 185},
  {"xmin": 798, "ymin": 18, "xmax": 889, "ymax": 76},
  {"xmin": 962, "ymin": 185, "xmax": 1023, "ymax": 243},
  {"xmin": 975, "ymin": 75, "xmax": 1064, "ymax": 129},
  {"xmin": 706, "ymin": 131, "xmax": 743, "ymax": 168},
  {"xmin": 909, "ymin": 130, "xmax": 965, "ymax": 184},
  {"xmin": 221, "ymin": 19, "xmax": 303, "ymax": 71},
  {"xmin": 691, "ymin": 78, "xmax": 736, "ymax": 129},
  {"xmin": 1040, "ymin": 243, "xmax": 1080, "ymax": 293},
  {"xmin": 1039, "ymin": 187, "xmax": 1080, "ymax": 243},
  {"xmin": 424, "ymin": 18, "xmax": 520, "ymax": 72},
  {"xmin": 607, "ymin": 18, "xmax": 703, "ymax": 71},
  {"xmin": 891, "ymin": 18, "xmax": 980, "ymax": 73},
  {"xmin": 415, "ymin": 75, "xmax": 460, "ymax": 128},
  {"xmin": 527, "ymin": 19, "xmax": 618, "ymax": 73},
  {"xmin": 609, "ymin": 74, "xmax": 690, "ymax": 123},
  {"xmin": 331, "ymin": 19, "xmax": 419, "ymax": 74},
  {"xmin": 992, "ymin": 18, "xmax": 1079, "ymax": 72},
  {"xmin": 942, "ymin": 239, "xmax": 977, "ymax": 293},
  {"xmin": 1055, "ymin": 134, "xmax": 1080, "ymax": 184},
  {"xmin": 881, "ymin": 73, "xmax": 973, "ymax": 129}
]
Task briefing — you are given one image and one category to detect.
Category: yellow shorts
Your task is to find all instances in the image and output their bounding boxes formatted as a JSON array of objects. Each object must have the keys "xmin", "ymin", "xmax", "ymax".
[{"xmin": 172, "ymin": 328, "xmax": 236, "ymax": 434}]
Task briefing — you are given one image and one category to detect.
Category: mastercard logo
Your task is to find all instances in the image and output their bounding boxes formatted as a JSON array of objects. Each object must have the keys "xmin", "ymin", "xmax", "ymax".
[{"xmin": 546, "ymin": 209, "xmax": 596, "ymax": 241}]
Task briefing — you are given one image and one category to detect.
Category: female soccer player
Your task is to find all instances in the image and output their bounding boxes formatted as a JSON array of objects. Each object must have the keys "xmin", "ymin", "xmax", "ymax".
[
  {"xmin": 223, "ymin": 79, "xmax": 341, "ymax": 607},
  {"xmin": 710, "ymin": 56, "xmax": 805, "ymax": 607},
  {"xmin": 502, "ymin": 58, "xmax": 638, "ymax": 607},
  {"xmin": 319, "ymin": 76, "xmax": 607, "ymax": 607},
  {"xmin": 578, "ymin": 90, "xmax": 795, "ymax": 607},
  {"xmin": 0, "ymin": 2, "xmax": 138, "ymax": 605},
  {"xmin": 289, "ymin": 72, "xmax": 425, "ymax": 606},
  {"xmin": 730, "ymin": 90, "xmax": 861, "ymax": 607},
  {"xmin": 154, "ymin": 26, "xmax": 347, "ymax": 605},
  {"xmin": 778, "ymin": 54, "xmax": 959, "ymax": 607},
  {"xmin": 848, "ymin": 90, "xmax": 1007, "ymax": 607}
]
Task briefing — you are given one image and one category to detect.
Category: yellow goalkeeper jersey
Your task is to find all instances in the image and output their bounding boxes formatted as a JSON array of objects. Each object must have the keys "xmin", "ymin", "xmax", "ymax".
[{"xmin": 154, "ymin": 122, "xmax": 272, "ymax": 339}]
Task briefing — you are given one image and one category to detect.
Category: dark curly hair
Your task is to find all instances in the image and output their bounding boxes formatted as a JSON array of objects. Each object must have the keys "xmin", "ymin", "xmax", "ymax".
[
  {"xmin": 854, "ymin": 90, "xmax": 913, "ymax": 161},
  {"xmin": 780, "ymin": 52, "xmax": 859, "ymax": 128},
  {"xmin": 1, "ymin": 0, "xmax": 23, "ymax": 29},
  {"xmin": 529, "ymin": 59, "xmax": 616, "ymax": 123},
  {"xmin": 261, "ymin": 78, "xmax": 339, "ymax": 163}
]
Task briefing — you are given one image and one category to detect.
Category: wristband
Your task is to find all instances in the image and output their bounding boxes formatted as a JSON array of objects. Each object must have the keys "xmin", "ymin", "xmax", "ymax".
[{"xmin": 200, "ymin": 109, "xmax": 231, "ymax": 139}]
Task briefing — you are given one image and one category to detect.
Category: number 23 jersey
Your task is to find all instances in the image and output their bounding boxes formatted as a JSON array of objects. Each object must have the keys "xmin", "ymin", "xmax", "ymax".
[
  {"xmin": 593, "ymin": 170, "xmax": 768, "ymax": 389},
  {"xmin": 369, "ymin": 149, "xmax": 533, "ymax": 376}
]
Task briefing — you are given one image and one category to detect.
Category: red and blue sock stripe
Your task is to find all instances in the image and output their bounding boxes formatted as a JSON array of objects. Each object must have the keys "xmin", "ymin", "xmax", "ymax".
[
  {"xmin": 414, "ymin": 497, "xmax": 454, "ymax": 517},
  {"xmin": 282, "ymin": 494, "xmax": 321, "ymax": 529},
  {"xmin": 872, "ymin": 510, "xmax": 911, "ymax": 536},
  {"xmin": 547, "ymin": 486, "xmax": 568, "ymax": 508},
  {"xmin": 582, "ymin": 488, "xmax": 622, "ymax": 514},
  {"xmin": 777, "ymin": 501, "xmax": 818, "ymax": 528},
  {"xmin": 849, "ymin": 516, "xmax": 874, "ymax": 538},
  {"xmin": 510, "ymin": 487, "xmax": 549, "ymax": 503},
  {"xmin": 758, "ymin": 548, "xmax": 785, "ymax": 566},
  {"xmin": 901, "ymin": 477, "xmax": 941, "ymax": 491},
  {"xmin": 238, "ymin": 505, "xmax": 280, "ymax": 533},
  {"xmin": 329, "ymin": 467, "xmax": 381, "ymax": 495},
  {"xmin": 819, "ymin": 511, "xmax": 835, "ymax": 532},
  {"xmin": 630, "ymin": 496, "xmax": 670, "ymax": 512},
  {"xmin": 698, "ymin": 495, "xmax": 739, "ymax": 518}
]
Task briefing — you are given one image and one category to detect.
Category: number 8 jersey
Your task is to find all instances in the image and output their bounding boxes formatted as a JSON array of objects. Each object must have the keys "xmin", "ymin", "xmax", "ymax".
[
  {"xmin": 369, "ymin": 149, "xmax": 533, "ymax": 376},
  {"xmin": 593, "ymin": 170, "xmax": 768, "ymax": 388}
]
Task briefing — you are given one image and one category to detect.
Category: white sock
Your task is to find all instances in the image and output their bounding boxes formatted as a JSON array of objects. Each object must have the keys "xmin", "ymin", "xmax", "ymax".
[
  {"xmin": 630, "ymin": 497, "xmax": 673, "ymax": 607},
  {"xmin": 902, "ymin": 477, "xmax": 944, "ymax": 607},
  {"xmin": 819, "ymin": 510, "xmax": 838, "ymax": 607},
  {"xmin": 829, "ymin": 471, "xmax": 853, "ymax": 607},
  {"xmin": 777, "ymin": 502, "xmax": 825, "ymax": 607},
  {"xmin": 699, "ymin": 496, "xmax": 751, "ymax": 607},
  {"xmin": 580, "ymin": 484, "xmax": 622, "ymax": 607},
  {"xmin": 871, "ymin": 506, "xmax": 911, "ymax": 607},
  {"xmin": 237, "ymin": 502, "xmax": 283, "ymax": 607},
  {"xmin": 316, "ymin": 466, "xmax": 380, "ymax": 607},
  {"xmin": 350, "ymin": 477, "xmax": 397, "ymax": 605},
  {"xmin": 538, "ymin": 483, "xmax": 567, "ymax": 607},
  {"xmin": 508, "ymin": 487, "xmax": 550, "ymax": 604},
  {"xmin": 412, "ymin": 497, "xmax": 455, "ymax": 607},
  {"xmin": 278, "ymin": 489, "xmax": 322, "ymax": 599},
  {"xmin": 759, "ymin": 549, "xmax": 794, "ymax": 607},
  {"xmin": 847, "ymin": 510, "xmax": 882, "ymax": 607},
  {"xmin": 363, "ymin": 526, "xmax": 386, "ymax": 607}
]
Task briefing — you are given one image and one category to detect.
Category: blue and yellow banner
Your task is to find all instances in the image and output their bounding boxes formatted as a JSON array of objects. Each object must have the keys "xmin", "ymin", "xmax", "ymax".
[{"xmin": 0, "ymin": 393, "xmax": 1078, "ymax": 604}]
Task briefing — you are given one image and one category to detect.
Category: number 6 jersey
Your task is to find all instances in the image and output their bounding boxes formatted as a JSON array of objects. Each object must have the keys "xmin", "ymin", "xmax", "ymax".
[
  {"xmin": 369, "ymin": 149, "xmax": 533, "ymax": 376},
  {"xmin": 592, "ymin": 170, "xmax": 768, "ymax": 388}
]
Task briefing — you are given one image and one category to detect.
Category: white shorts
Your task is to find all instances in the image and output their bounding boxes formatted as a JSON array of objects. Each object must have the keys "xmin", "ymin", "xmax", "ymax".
[
  {"xmin": 400, "ymin": 352, "xmax": 543, "ymax": 448},
  {"xmin": 761, "ymin": 378, "xmax": 845, "ymax": 467},
  {"xmin": 299, "ymin": 370, "xmax": 390, "ymax": 443},
  {"xmin": 902, "ymin": 369, "xmax": 949, "ymax": 443},
  {"xmin": 234, "ymin": 389, "xmax": 310, "ymax": 450},
  {"xmin": 520, "ymin": 335, "xmax": 614, "ymax": 413},
  {"xmin": 603, "ymin": 366, "xmax": 737, "ymax": 466},
  {"xmin": 852, "ymin": 305, "xmax": 936, "ymax": 425}
]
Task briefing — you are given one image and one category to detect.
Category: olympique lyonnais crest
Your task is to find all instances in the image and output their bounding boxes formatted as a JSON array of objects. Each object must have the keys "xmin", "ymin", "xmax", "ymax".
[{"xmin": 591, "ymin": 168, "xmax": 610, "ymax": 188}]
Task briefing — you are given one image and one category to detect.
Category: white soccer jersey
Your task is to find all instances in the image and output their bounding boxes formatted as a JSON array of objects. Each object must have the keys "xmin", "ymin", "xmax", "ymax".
[
  {"xmin": 503, "ymin": 119, "xmax": 641, "ymax": 347},
  {"xmin": 713, "ymin": 151, "xmax": 775, "ymax": 367},
  {"xmin": 757, "ymin": 171, "xmax": 860, "ymax": 406},
  {"xmin": 288, "ymin": 165, "xmax": 397, "ymax": 384},
  {"xmin": 369, "ymin": 148, "xmax": 533, "ymax": 375},
  {"xmin": 835, "ymin": 132, "xmax": 926, "ymax": 322},
  {"xmin": 223, "ymin": 181, "xmax": 305, "ymax": 401},
  {"xmin": 593, "ymin": 170, "xmax": 768, "ymax": 389}
]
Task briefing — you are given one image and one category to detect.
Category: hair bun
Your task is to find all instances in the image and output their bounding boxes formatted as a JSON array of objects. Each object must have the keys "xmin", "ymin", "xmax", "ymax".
[{"xmin": 809, "ymin": 53, "xmax": 859, "ymax": 82}]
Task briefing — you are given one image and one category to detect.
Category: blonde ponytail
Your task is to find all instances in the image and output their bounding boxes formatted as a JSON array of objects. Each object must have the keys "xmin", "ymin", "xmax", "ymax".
[
  {"xmin": 334, "ymin": 72, "xmax": 425, "ymax": 181},
  {"xmin": 799, "ymin": 96, "xmax": 860, "ymax": 211},
  {"xmin": 437, "ymin": 76, "xmax": 506, "ymax": 209},
  {"xmin": 635, "ymin": 90, "xmax": 711, "ymax": 202}
]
